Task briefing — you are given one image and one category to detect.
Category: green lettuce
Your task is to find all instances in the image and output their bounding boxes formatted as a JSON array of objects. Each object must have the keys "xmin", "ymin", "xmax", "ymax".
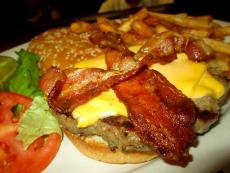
[
  {"xmin": 0, "ymin": 56, "xmax": 18, "ymax": 91},
  {"xmin": 9, "ymin": 49, "xmax": 43, "ymax": 98},
  {"xmin": 17, "ymin": 96, "xmax": 62, "ymax": 149}
]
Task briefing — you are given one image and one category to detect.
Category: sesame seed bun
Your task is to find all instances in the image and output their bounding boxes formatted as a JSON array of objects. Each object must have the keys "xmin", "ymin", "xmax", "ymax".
[
  {"xmin": 64, "ymin": 129, "xmax": 158, "ymax": 164},
  {"xmin": 28, "ymin": 28, "xmax": 103, "ymax": 73}
]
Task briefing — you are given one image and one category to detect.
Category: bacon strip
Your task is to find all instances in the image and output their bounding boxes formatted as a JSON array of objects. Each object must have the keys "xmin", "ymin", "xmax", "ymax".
[
  {"xmin": 185, "ymin": 38, "xmax": 213, "ymax": 61},
  {"xmin": 40, "ymin": 36, "xmax": 153, "ymax": 114},
  {"xmin": 39, "ymin": 51, "xmax": 150, "ymax": 114},
  {"xmin": 39, "ymin": 67, "xmax": 66, "ymax": 96},
  {"xmin": 113, "ymin": 69, "xmax": 197, "ymax": 164},
  {"xmin": 135, "ymin": 31, "xmax": 213, "ymax": 63}
]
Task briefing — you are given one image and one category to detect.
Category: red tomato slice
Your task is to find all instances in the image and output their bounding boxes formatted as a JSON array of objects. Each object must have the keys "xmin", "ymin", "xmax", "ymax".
[
  {"xmin": 0, "ymin": 92, "xmax": 61, "ymax": 173},
  {"xmin": 0, "ymin": 92, "xmax": 31, "ymax": 124}
]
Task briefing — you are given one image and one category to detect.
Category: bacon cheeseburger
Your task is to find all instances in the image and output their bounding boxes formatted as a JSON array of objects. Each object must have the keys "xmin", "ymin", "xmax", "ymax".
[{"xmin": 28, "ymin": 9, "xmax": 230, "ymax": 165}]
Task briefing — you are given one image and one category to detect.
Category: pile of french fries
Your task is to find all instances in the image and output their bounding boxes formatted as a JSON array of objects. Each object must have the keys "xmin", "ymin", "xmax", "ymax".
[{"xmin": 70, "ymin": 8, "xmax": 230, "ymax": 76}]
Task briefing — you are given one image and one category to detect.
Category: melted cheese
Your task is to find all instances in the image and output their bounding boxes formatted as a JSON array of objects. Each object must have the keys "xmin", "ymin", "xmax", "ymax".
[
  {"xmin": 150, "ymin": 53, "xmax": 225, "ymax": 99},
  {"xmin": 72, "ymin": 89, "xmax": 128, "ymax": 128},
  {"xmin": 73, "ymin": 45, "xmax": 225, "ymax": 128}
]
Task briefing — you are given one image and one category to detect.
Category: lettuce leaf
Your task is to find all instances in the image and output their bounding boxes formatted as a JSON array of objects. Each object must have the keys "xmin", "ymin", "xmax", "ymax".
[
  {"xmin": 9, "ymin": 49, "xmax": 43, "ymax": 98},
  {"xmin": 17, "ymin": 96, "xmax": 62, "ymax": 149},
  {"xmin": 0, "ymin": 56, "xmax": 18, "ymax": 91}
]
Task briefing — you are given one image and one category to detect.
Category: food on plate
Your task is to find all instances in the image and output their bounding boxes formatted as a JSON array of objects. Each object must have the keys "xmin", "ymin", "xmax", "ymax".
[
  {"xmin": 0, "ymin": 50, "xmax": 62, "ymax": 173},
  {"xmin": 0, "ymin": 56, "xmax": 18, "ymax": 91},
  {"xmin": 28, "ymin": 8, "xmax": 230, "ymax": 165}
]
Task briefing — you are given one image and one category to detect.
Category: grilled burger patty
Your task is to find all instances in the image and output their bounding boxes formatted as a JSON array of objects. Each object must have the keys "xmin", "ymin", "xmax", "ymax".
[{"xmin": 55, "ymin": 113, "xmax": 152, "ymax": 152}]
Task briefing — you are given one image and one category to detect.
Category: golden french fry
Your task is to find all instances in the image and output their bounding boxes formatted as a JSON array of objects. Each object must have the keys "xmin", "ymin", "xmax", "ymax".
[
  {"xmin": 216, "ymin": 26, "xmax": 230, "ymax": 36},
  {"xmin": 122, "ymin": 32, "xmax": 145, "ymax": 45},
  {"xmin": 99, "ymin": 23, "xmax": 117, "ymax": 33},
  {"xmin": 195, "ymin": 15, "xmax": 212, "ymax": 21},
  {"xmin": 149, "ymin": 11, "xmax": 213, "ymax": 29},
  {"xmin": 131, "ymin": 20, "xmax": 153, "ymax": 37},
  {"xmin": 70, "ymin": 21, "xmax": 90, "ymax": 33},
  {"xmin": 181, "ymin": 28, "xmax": 211, "ymax": 38},
  {"xmin": 118, "ymin": 8, "xmax": 148, "ymax": 32},
  {"xmin": 133, "ymin": 8, "xmax": 149, "ymax": 20},
  {"xmin": 203, "ymin": 38, "xmax": 230, "ymax": 55},
  {"xmin": 155, "ymin": 25, "xmax": 170, "ymax": 33},
  {"xmin": 175, "ymin": 13, "xmax": 188, "ymax": 18},
  {"xmin": 97, "ymin": 17, "xmax": 118, "ymax": 33},
  {"xmin": 118, "ymin": 18, "xmax": 133, "ymax": 32}
]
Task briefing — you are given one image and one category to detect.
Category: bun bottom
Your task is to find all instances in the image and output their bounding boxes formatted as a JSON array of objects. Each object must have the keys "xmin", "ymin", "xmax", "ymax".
[{"xmin": 64, "ymin": 129, "xmax": 158, "ymax": 164}]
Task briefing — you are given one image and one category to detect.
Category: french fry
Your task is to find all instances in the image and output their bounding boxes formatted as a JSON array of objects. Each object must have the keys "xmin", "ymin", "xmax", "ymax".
[
  {"xmin": 70, "ymin": 21, "xmax": 90, "ymax": 33},
  {"xmin": 132, "ymin": 8, "xmax": 149, "ymax": 20},
  {"xmin": 155, "ymin": 24, "xmax": 170, "ymax": 34},
  {"xmin": 181, "ymin": 28, "xmax": 211, "ymax": 38},
  {"xmin": 154, "ymin": 24, "xmax": 211, "ymax": 38},
  {"xmin": 118, "ymin": 8, "xmax": 148, "ymax": 32},
  {"xmin": 122, "ymin": 32, "xmax": 145, "ymax": 45},
  {"xmin": 97, "ymin": 17, "xmax": 118, "ymax": 33},
  {"xmin": 131, "ymin": 20, "xmax": 153, "ymax": 37},
  {"xmin": 195, "ymin": 15, "xmax": 213, "ymax": 21},
  {"xmin": 203, "ymin": 38, "xmax": 230, "ymax": 55},
  {"xmin": 216, "ymin": 26, "xmax": 230, "ymax": 36},
  {"xmin": 118, "ymin": 18, "xmax": 133, "ymax": 32},
  {"xmin": 149, "ymin": 11, "xmax": 213, "ymax": 29}
]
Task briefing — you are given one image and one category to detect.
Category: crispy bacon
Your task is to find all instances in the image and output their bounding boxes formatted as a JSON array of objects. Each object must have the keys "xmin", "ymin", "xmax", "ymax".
[
  {"xmin": 135, "ymin": 31, "xmax": 213, "ymax": 63},
  {"xmin": 39, "ymin": 49, "xmax": 152, "ymax": 114},
  {"xmin": 39, "ymin": 52, "xmax": 150, "ymax": 114},
  {"xmin": 113, "ymin": 69, "xmax": 197, "ymax": 164},
  {"xmin": 185, "ymin": 38, "xmax": 214, "ymax": 61},
  {"xmin": 134, "ymin": 32, "xmax": 186, "ymax": 63},
  {"xmin": 39, "ymin": 67, "xmax": 66, "ymax": 96},
  {"xmin": 90, "ymin": 31, "xmax": 132, "ymax": 55}
]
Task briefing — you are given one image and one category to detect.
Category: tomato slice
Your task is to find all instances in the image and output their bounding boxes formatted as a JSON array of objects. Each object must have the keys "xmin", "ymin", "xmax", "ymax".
[
  {"xmin": 0, "ymin": 92, "xmax": 32, "ymax": 124},
  {"xmin": 0, "ymin": 92, "xmax": 61, "ymax": 173}
]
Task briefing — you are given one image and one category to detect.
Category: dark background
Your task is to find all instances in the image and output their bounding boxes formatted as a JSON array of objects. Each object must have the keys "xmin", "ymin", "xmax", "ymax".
[{"xmin": 0, "ymin": 0, "xmax": 229, "ymax": 52}]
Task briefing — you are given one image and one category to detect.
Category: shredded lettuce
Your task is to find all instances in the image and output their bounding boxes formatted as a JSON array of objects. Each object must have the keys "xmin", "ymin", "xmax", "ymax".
[
  {"xmin": 9, "ymin": 49, "xmax": 43, "ymax": 98},
  {"xmin": 17, "ymin": 96, "xmax": 62, "ymax": 149}
]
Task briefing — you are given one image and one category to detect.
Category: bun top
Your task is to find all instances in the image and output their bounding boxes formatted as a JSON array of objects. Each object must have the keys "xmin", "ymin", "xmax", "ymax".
[{"xmin": 28, "ymin": 28, "xmax": 103, "ymax": 73}]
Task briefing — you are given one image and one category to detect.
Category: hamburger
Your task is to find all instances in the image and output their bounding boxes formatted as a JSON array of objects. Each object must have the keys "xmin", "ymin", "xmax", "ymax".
[{"xmin": 28, "ymin": 9, "xmax": 230, "ymax": 165}]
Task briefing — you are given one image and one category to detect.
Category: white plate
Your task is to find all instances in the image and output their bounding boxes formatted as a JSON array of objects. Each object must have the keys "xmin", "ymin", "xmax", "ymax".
[{"xmin": 1, "ymin": 29, "xmax": 230, "ymax": 173}]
